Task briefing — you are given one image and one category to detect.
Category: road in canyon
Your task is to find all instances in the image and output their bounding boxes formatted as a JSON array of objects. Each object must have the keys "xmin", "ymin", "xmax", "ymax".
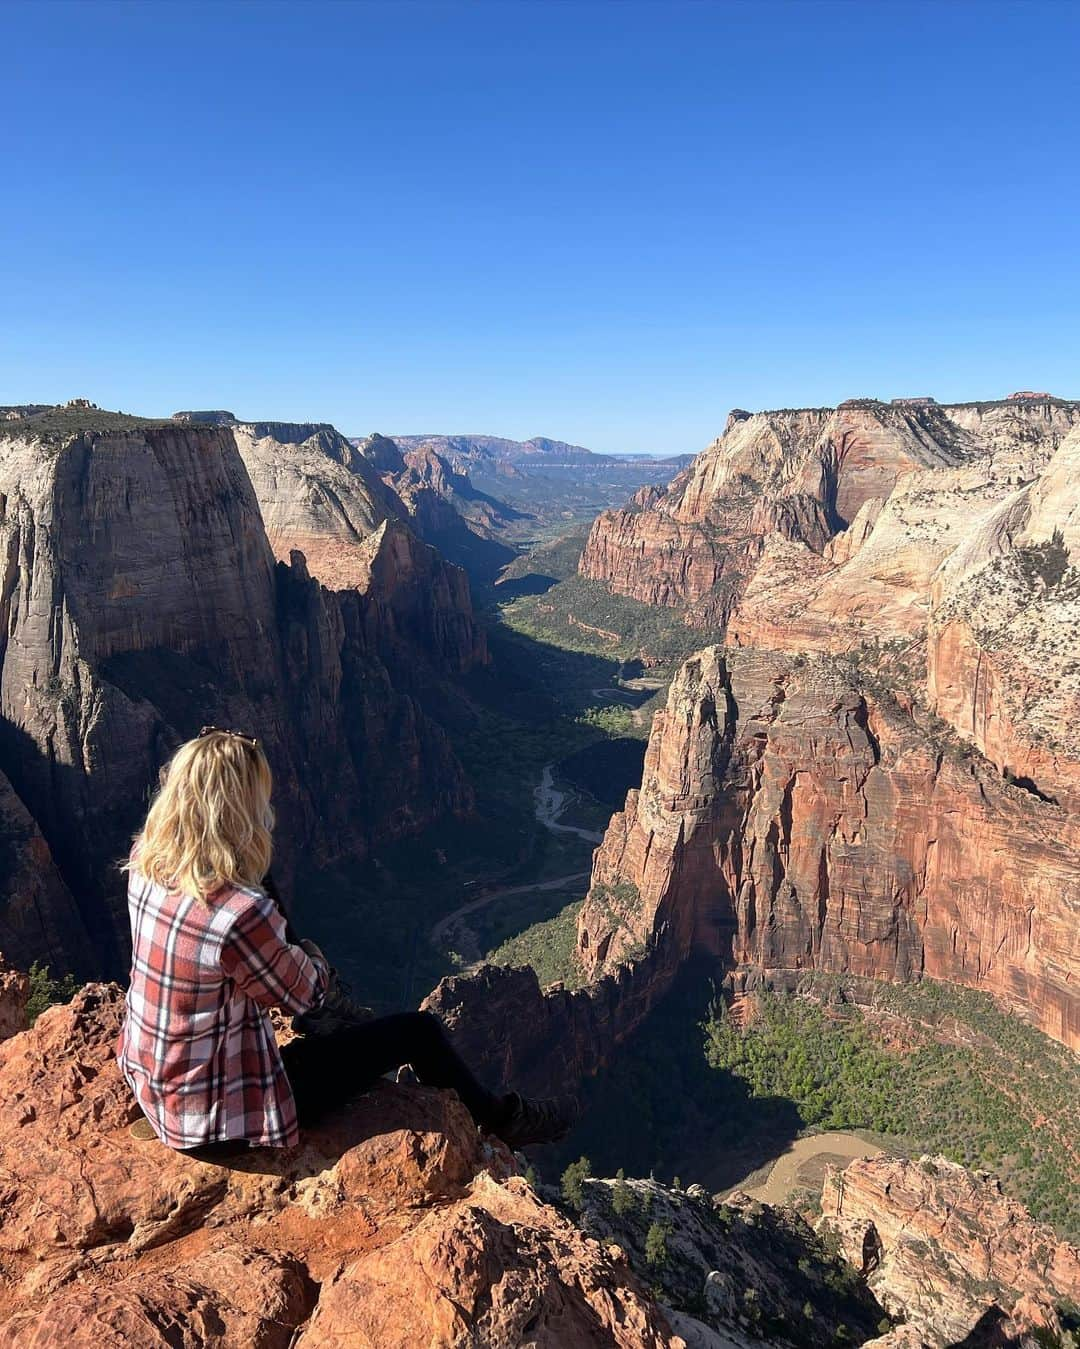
[{"xmin": 429, "ymin": 763, "xmax": 599, "ymax": 950}]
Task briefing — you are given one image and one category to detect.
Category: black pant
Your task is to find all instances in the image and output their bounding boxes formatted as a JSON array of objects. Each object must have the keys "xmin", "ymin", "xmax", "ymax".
[{"xmin": 280, "ymin": 1010, "xmax": 507, "ymax": 1131}]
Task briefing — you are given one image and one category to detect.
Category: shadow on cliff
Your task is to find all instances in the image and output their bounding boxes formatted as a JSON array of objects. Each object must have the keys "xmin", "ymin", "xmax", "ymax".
[
  {"xmin": 465, "ymin": 621, "xmax": 623, "ymax": 721},
  {"xmin": 543, "ymin": 960, "xmax": 803, "ymax": 1194},
  {"xmin": 0, "ymin": 716, "xmax": 130, "ymax": 979},
  {"xmin": 947, "ymin": 1306, "xmax": 1011, "ymax": 1349}
]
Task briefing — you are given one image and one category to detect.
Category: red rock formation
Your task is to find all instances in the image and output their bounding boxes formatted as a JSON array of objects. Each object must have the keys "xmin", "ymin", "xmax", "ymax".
[
  {"xmin": 0, "ymin": 954, "xmax": 28, "ymax": 1042},
  {"xmin": 0, "ymin": 985, "xmax": 679, "ymax": 1346},
  {"xmin": 231, "ymin": 421, "xmax": 406, "ymax": 591},
  {"xmin": 820, "ymin": 1155, "xmax": 1080, "ymax": 1344},
  {"xmin": 580, "ymin": 398, "xmax": 1080, "ymax": 644},
  {"xmin": 355, "ymin": 435, "xmax": 519, "ymax": 580},
  {"xmin": 579, "ymin": 401, "xmax": 985, "ymax": 624},
  {"xmin": 233, "ymin": 422, "xmax": 488, "ymax": 671},
  {"xmin": 576, "ymin": 647, "xmax": 1080, "ymax": 1050},
  {"xmin": 927, "ymin": 425, "xmax": 1080, "ymax": 812},
  {"xmin": 422, "ymin": 956, "xmax": 671, "ymax": 1101},
  {"xmin": 349, "ymin": 519, "xmax": 488, "ymax": 674}
]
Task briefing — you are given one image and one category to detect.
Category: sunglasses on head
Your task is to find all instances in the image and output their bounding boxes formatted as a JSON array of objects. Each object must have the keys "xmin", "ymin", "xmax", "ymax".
[{"xmin": 198, "ymin": 725, "xmax": 259, "ymax": 748}]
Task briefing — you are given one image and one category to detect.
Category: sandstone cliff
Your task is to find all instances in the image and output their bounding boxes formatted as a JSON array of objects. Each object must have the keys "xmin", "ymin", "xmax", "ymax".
[
  {"xmin": 821, "ymin": 1154, "xmax": 1080, "ymax": 1344},
  {"xmin": 355, "ymin": 434, "xmax": 519, "ymax": 579},
  {"xmin": 576, "ymin": 647, "xmax": 1079, "ymax": 1050},
  {"xmin": 231, "ymin": 422, "xmax": 488, "ymax": 671},
  {"xmin": 0, "ymin": 954, "xmax": 28, "ymax": 1042},
  {"xmin": 0, "ymin": 420, "xmax": 471, "ymax": 975},
  {"xmin": 0, "ymin": 983, "xmax": 679, "ymax": 1346},
  {"xmin": 579, "ymin": 400, "xmax": 991, "ymax": 625},
  {"xmin": 927, "ymin": 424, "xmax": 1080, "ymax": 813},
  {"xmin": 230, "ymin": 420, "xmax": 405, "ymax": 587},
  {"xmin": 581, "ymin": 396, "xmax": 1080, "ymax": 639}
]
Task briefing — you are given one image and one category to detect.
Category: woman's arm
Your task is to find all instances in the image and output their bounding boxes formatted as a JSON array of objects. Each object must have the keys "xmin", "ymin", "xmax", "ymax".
[{"xmin": 220, "ymin": 894, "xmax": 330, "ymax": 1015}]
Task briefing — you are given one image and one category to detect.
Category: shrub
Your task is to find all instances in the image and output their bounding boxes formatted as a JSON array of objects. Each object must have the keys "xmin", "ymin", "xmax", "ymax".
[{"xmin": 26, "ymin": 962, "xmax": 80, "ymax": 1025}]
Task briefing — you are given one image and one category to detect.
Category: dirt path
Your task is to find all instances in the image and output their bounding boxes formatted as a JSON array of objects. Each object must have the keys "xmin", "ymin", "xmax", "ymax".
[
  {"xmin": 430, "ymin": 764, "xmax": 599, "ymax": 950},
  {"xmin": 534, "ymin": 764, "xmax": 605, "ymax": 844},
  {"xmin": 429, "ymin": 868, "xmax": 591, "ymax": 947},
  {"xmin": 589, "ymin": 681, "xmax": 661, "ymax": 728},
  {"xmin": 735, "ymin": 1132, "xmax": 884, "ymax": 1205}
]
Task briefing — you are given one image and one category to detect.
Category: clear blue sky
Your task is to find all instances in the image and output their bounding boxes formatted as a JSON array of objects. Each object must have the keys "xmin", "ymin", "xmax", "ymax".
[{"xmin": 2, "ymin": 1, "xmax": 1078, "ymax": 454}]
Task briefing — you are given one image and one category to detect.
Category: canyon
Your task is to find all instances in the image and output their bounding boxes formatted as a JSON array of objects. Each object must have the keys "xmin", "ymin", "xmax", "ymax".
[
  {"xmin": 580, "ymin": 395, "xmax": 1080, "ymax": 808},
  {"xmin": 0, "ymin": 410, "xmax": 482, "ymax": 977},
  {"xmin": 576, "ymin": 645, "xmax": 1079, "ymax": 1049},
  {"xmin": 0, "ymin": 392, "xmax": 1076, "ymax": 1344}
]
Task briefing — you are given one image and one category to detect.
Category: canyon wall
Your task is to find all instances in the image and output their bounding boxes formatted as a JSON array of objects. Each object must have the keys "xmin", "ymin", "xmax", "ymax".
[
  {"xmin": 581, "ymin": 397, "xmax": 1080, "ymax": 637},
  {"xmin": 580, "ymin": 395, "xmax": 1080, "ymax": 814},
  {"xmin": 354, "ymin": 433, "xmax": 519, "ymax": 579},
  {"xmin": 577, "ymin": 647, "xmax": 1079, "ymax": 1050},
  {"xmin": 822, "ymin": 1154, "xmax": 1080, "ymax": 1343},
  {"xmin": 927, "ymin": 424, "xmax": 1080, "ymax": 813},
  {"xmin": 232, "ymin": 422, "xmax": 488, "ymax": 671},
  {"xmin": 0, "ymin": 421, "xmax": 473, "ymax": 975},
  {"xmin": 578, "ymin": 400, "xmax": 987, "ymax": 623}
]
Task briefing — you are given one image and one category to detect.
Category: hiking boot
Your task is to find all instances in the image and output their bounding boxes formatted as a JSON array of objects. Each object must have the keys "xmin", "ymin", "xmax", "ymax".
[
  {"xmin": 292, "ymin": 969, "xmax": 375, "ymax": 1036},
  {"xmin": 494, "ymin": 1092, "xmax": 579, "ymax": 1149}
]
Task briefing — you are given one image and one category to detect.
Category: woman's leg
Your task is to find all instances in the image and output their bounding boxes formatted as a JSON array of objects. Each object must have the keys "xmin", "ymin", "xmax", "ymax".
[{"xmin": 280, "ymin": 1011, "xmax": 509, "ymax": 1130}]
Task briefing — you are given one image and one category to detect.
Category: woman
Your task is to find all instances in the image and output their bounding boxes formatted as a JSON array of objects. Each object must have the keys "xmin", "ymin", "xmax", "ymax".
[{"xmin": 117, "ymin": 727, "xmax": 574, "ymax": 1153}]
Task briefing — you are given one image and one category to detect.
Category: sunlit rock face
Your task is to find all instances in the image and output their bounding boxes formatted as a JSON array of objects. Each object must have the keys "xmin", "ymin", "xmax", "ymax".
[
  {"xmin": 0, "ymin": 984, "xmax": 680, "ymax": 1347},
  {"xmin": 232, "ymin": 422, "xmax": 488, "ymax": 670},
  {"xmin": 581, "ymin": 396, "xmax": 1080, "ymax": 643},
  {"xmin": 577, "ymin": 647, "xmax": 1080, "ymax": 1051},
  {"xmin": 821, "ymin": 1154, "xmax": 1080, "ymax": 1345},
  {"xmin": 927, "ymin": 423, "xmax": 1080, "ymax": 813}
]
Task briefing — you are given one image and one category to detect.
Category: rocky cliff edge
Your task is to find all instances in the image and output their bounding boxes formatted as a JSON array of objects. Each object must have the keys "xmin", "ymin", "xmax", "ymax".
[{"xmin": 0, "ymin": 982, "xmax": 678, "ymax": 1347}]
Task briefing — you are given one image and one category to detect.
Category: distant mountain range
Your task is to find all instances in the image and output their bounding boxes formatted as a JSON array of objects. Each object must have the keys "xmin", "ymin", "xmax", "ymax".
[
  {"xmin": 366, "ymin": 433, "xmax": 692, "ymax": 540},
  {"xmin": 379, "ymin": 433, "xmax": 685, "ymax": 468}
]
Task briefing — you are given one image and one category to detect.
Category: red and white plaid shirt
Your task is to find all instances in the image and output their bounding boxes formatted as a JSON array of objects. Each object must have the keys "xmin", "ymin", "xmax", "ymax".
[{"xmin": 117, "ymin": 866, "xmax": 328, "ymax": 1149}]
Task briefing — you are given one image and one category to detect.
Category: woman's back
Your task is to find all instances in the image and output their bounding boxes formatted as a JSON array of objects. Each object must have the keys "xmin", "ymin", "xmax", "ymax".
[{"xmin": 119, "ymin": 866, "xmax": 321, "ymax": 1149}]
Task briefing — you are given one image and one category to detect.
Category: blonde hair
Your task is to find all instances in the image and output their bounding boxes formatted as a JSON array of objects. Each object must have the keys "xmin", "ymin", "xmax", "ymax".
[{"xmin": 128, "ymin": 730, "xmax": 274, "ymax": 901}]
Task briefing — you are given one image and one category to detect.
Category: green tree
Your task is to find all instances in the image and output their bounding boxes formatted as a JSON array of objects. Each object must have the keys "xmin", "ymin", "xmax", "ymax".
[
  {"xmin": 560, "ymin": 1156, "xmax": 592, "ymax": 1211},
  {"xmin": 644, "ymin": 1221, "xmax": 670, "ymax": 1267},
  {"xmin": 611, "ymin": 1168, "xmax": 636, "ymax": 1216},
  {"xmin": 26, "ymin": 962, "xmax": 80, "ymax": 1025}
]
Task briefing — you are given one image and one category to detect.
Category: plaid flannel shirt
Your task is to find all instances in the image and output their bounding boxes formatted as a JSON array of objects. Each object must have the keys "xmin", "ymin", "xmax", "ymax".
[{"xmin": 117, "ymin": 867, "xmax": 329, "ymax": 1149}]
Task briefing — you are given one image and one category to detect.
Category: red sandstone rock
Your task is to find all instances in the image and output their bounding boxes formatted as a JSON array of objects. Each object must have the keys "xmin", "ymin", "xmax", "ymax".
[
  {"xmin": 819, "ymin": 1155, "xmax": 1080, "ymax": 1344},
  {"xmin": 579, "ymin": 401, "xmax": 995, "ymax": 623},
  {"xmin": 3, "ymin": 1243, "xmax": 317, "ymax": 1348},
  {"xmin": 298, "ymin": 1173, "xmax": 675, "ymax": 1348},
  {"xmin": 233, "ymin": 422, "xmax": 488, "ymax": 672},
  {"xmin": 0, "ymin": 986, "xmax": 682, "ymax": 1346},
  {"xmin": 927, "ymin": 425, "xmax": 1080, "ymax": 812},
  {"xmin": 577, "ymin": 647, "xmax": 1080, "ymax": 1050},
  {"xmin": 0, "ymin": 954, "xmax": 28, "ymax": 1042}
]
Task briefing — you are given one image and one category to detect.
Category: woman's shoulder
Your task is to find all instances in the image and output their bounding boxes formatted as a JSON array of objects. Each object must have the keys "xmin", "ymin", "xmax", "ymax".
[{"xmin": 212, "ymin": 883, "xmax": 275, "ymax": 929}]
